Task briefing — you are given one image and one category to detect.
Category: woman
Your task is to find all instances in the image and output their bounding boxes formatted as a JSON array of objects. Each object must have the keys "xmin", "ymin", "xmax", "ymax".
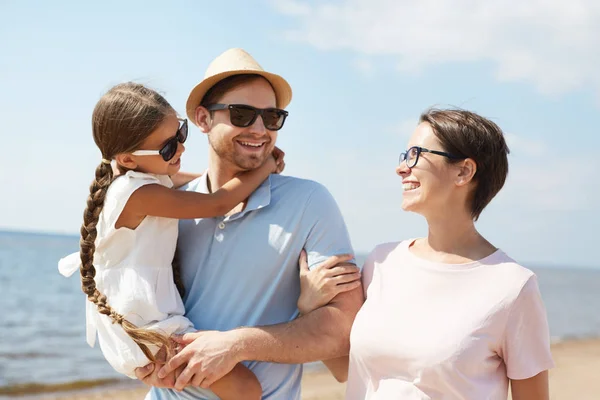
[{"xmin": 300, "ymin": 108, "xmax": 554, "ymax": 399}]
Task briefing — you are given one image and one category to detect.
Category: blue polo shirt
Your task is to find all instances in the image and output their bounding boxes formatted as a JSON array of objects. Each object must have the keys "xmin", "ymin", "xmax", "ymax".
[{"xmin": 148, "ymin": 173, "xmax": 354, "ymax": 400}]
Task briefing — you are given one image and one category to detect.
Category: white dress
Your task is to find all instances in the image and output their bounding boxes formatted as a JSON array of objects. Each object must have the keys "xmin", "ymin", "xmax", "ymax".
[{"xmin": 58, "ymin": 171, "xmax": 194, "ymax": 378}]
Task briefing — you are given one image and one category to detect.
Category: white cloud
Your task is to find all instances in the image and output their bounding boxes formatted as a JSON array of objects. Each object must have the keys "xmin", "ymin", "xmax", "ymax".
[
  {"xmin": 505, "ymin": 133, "xmax": 548, "ymax": 158},
  {"xmin": 271, "ymin": 0, "xmax": 600, "ymax": 96},
  {"xmin": 353, "ymin": 58, "xmax": 375, "ymax": 78},
  {"xmin": 268, "ymin": 0, "xmax": 310, "ymax": 16},
  {"xmin": 386, "ymin": 118, "xmax": 418, "ymax": 141},
  {"xmin": 494, "ymin": 133, "xmax": 599, "ymax": 211}
]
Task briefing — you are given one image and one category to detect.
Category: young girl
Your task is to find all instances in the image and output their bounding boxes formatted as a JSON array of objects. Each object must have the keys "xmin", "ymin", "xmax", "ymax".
[{"xmin": 58, "ymin": 82, "xmax": 285, "ymax": 399}]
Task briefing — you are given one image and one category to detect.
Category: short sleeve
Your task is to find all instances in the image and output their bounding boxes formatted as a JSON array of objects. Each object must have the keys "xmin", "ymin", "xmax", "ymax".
[
  {"xmin": 360, "ymin": 242, "xmax": 400, "ymax": 298},
  {"xmin": 103, "ymin": 171, "xmax": 167, "ymax": 228},
  {"xmin": 302, "ymin": 184, "xmax": 356, "ymax": 270},
  {"xmin": 360, "ymin": 250, "xmax": 377, "ymax": 298},
  {"xmin": 501, "ymin": 275, "xmax": 555, "ymax": 379}
]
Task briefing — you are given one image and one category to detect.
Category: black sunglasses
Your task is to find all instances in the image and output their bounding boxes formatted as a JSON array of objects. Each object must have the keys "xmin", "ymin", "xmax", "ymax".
[
  {"xmin": 206, "ymin": 104, "xmax": 289, "ymax": 131},
  {"xmin": 132, "ymin": 119, "xmax": 188, "ymax": 161},
  {"xmin": 399, "ymin": 146, "xmax": 465, "ymax": 168}
]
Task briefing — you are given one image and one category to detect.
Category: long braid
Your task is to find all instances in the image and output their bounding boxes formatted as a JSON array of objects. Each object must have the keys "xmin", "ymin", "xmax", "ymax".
[
  {"xmin": 172, "ymin": 250, "xmax": 185, "ymax": 298},
  {"xmin": 79, "ymin": 161, "xmax": 174, "ymax": 362}
]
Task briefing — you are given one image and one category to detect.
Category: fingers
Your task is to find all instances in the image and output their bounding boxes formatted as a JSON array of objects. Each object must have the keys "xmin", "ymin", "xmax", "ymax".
[
  {"xmin": 272, "ymin": 147, "xmax": 285, "ymax": 163},
  {"xmin": 200, "ymin": 374, "xmax": 217, "ymax": 389},
  {"xmin": 135, "ymin": 363, "xmax": 155, "ymax": 381},
  {"xmin": 191, "ymin": 373, "xmax": 205, "ymax": 388},
  {"xmin": 276, "ymin": 160, "xmax": 285, "ymax": 174},
  {"xmin": 299, "ymin": 250, "xmax": 309, "ymax": 272},
  {"xmin": 314, "ymin": 254, "xmax": 354, "ymax": 271},
  {"xmin": 326, "ymin": 264, "xmax": 360, "ymax": 277},
  {"xmin": 158, "ymin": 348, "xmax": 190, "ymax": 379},
  {"xmin": 333, "ymin": 272, "xmax": 361, "ymax": 285},
  {"xmin": 335, "ymin": 280, "xmax": 362, "ymax": 293},
  {"xmin": 172, "ymin": 332, "xmax": 199, "ymax": 345},
  {"xmin": 174, "ymin": 364, "xmax": 197, "ymax": 391}
]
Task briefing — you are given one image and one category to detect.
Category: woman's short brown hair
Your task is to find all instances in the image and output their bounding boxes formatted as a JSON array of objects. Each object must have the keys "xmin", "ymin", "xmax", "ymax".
[{"xmin": 419, "ymin": 108, "xmax": 510, "ymax": 220}]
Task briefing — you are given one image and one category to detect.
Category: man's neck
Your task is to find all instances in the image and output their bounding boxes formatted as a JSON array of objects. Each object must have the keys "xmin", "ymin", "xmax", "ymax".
[{"xmin": 206, "ymin": 154, "xmax": 242, "ymax": 193}]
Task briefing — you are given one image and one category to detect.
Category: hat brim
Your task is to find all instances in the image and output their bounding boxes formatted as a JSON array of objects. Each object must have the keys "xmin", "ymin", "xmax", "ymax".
[{"xmin": 186, "ymin": 70, "xmax": 292, "ymax": 125}]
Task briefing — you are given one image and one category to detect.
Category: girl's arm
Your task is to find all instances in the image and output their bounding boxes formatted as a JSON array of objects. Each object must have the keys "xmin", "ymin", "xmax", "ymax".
[
  {"xmin": 119, "ymin": 154, "xmax": 281, "ymax": 223},
  {"xmin": 209, "ymin": 363, "xmax": 261, "ymax": 400},
  {"xmin": 321, "ymin": 356, "xmax": 350, "ymax": 383},
  {"xmin": 510, "ymin": 371, "xmax": 549, "ymax": 400},
  {"xmin": 170, "ymin": 171, "xmax": 204, "ymax": 189}
]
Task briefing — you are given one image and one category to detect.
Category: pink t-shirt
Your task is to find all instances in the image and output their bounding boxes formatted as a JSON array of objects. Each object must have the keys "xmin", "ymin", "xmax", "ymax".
[{"xmin": 346, "ymin": 239, "xmax": 554, "ymax": 400}]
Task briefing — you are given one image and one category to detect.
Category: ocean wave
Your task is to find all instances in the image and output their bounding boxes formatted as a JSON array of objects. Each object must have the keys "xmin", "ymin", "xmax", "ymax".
[
  {"xmin": 550, "ymin": 333, "xmax": 600, "ymax": 344},
  {"xmin": 0, "ymin": 378, "xmax": 123, "ymax": 396},
  {"xmin": 0, "ymin": 351, "xmax": 62, "ymax": 360}
]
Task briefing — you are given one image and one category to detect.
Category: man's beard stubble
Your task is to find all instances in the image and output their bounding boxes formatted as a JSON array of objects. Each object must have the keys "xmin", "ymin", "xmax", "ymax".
[{"xmin": 207, "ymin": 133, "xmax": 269, "ymax": 171}]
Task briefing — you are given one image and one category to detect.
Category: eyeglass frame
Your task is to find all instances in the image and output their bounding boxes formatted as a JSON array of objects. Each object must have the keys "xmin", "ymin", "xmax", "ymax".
[
  {"xmin": 205, "ymin": 103, "xmax": 289, "ymax": 131},
  {"xmin": 399, "ymin": 146, "xmax": 466, "ymax": 168},
  {"xmin": 131, "ymin": 118, "xmax": 188, "ymax": 162}
]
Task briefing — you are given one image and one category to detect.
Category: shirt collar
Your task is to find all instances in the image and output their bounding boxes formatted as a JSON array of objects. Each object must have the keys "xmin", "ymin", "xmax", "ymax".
[{"xmin": 198, "ymin": 172, "xmax": 272, "ymax": 221}]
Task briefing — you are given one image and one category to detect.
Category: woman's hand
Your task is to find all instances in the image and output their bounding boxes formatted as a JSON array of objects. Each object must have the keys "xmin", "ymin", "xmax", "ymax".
[{"xmin": 297, "ymin": 250, "xmax": 361, "ymax": 315}]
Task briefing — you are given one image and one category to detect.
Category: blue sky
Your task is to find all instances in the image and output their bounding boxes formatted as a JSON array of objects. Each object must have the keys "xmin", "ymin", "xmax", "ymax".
[{"xmin": 1, "ymin": 0, "xmax": 598, "ymax": 268}]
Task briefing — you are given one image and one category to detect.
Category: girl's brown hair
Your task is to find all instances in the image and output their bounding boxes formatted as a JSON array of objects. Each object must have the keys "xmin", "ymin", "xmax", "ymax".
[{"xmin": 79, "ymin": 82, "xmax": 176, "ymax": 361}]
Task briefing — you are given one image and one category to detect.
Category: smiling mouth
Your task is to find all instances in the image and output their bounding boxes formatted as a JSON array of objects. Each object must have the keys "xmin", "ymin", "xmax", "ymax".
[
  {"xmin": 403, "ymin": 183, "xmax": 420, "ymax": 191},
  {"xmin": 237, "ymin": 140, "xmax": 267, "ymax": 150}
]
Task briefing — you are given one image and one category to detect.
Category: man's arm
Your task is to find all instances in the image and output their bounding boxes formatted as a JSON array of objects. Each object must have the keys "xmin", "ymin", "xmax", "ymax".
[
  {"xmin": 156, "ymin": 183, "xmax": 361, "ymax": 388},
  {"xmin": 236, "ymin": 279, "xmax": 363, "ymax": 363},
  {"xmin": 159, "ymin": 282, "xmax": 363, "ymax": 389}
]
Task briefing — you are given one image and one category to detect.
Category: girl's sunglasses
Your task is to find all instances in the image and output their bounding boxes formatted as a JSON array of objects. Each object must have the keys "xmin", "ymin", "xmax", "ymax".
[
  {"xmin": 205, "ymin": 104, "xmax": 288, "ymax": 131},
  {"xmin": 132, "ymin": 119, "xmax": 188, "ymax": 162}
]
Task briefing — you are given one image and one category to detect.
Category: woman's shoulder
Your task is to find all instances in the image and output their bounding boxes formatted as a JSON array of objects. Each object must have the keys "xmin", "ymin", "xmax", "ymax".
[
  {"xmin": 486, "ymin": 250, "xmax": 536, "ymax": 281},
  {"xmin": 366, "ymin": 239, "xmax": 414, "ymax": 263},
  {"xmin": 477, "ymin": 250, "xmax": 540, "ymax": 304}
]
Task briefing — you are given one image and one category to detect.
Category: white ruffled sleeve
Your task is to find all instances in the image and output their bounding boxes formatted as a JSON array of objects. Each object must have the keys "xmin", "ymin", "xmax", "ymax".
[
  {"xmin": 57, "ymin": 252, "xmax": 80, "ymax": 277},
  {"xmin": 57, "ymin": 252, "xmax": 101, "ymax": 348}
]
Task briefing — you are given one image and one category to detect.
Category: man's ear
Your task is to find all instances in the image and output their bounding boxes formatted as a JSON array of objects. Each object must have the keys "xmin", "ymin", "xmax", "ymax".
[
  {"xmin": 195, "ymin": 106, "xmax": 212, "ymax": 134},
  {"xmin": 455, "ymin": 158, "xmax": 477, "ymax": 187},
  {"xmin": 115, "ymin": 153, "xmax": 137, "ymax": 170}
]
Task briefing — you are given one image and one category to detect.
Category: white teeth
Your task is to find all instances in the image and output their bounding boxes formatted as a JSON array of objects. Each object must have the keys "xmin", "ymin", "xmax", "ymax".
[
  {"xmin": 239, "ymin": 141, "xmax": 263, "ymax": 147},
  {"xmin": 403, "ymin": 183, "xmax": 420, "ymax": 191}
]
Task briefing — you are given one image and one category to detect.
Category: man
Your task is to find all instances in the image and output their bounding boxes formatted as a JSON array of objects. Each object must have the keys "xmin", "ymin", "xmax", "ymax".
[{"xmin": 136, "ymin": 48, "xmax": 363, "ymax": 399}]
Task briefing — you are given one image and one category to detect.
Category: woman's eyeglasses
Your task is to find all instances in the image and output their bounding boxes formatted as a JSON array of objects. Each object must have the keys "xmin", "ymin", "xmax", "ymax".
[
  {"xmin": 399, "ymin": 146, "xmax": 465, "ymax": 168},
  {"xmin": 132, "ymin": 119, "xmax": 188, "ymax": 162},
  {"xmin": 206, "ymin": 104, "xmax": 288, "ymax": 131}
]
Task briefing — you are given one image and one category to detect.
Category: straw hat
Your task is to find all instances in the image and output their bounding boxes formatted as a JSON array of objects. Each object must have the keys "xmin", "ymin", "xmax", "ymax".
[{"xmin": 186, "ymin": 48, "xmax": 292, "ymax": 125}]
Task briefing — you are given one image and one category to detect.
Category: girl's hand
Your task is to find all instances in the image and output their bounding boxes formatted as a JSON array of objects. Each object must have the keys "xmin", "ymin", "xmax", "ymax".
[
  {"xmin": 297, "ymin": 250, "xmax": 361, "ymax": 315},
  {"xmin": 271, "ymin": 147, "xmax": 285, "ymax": 174}
]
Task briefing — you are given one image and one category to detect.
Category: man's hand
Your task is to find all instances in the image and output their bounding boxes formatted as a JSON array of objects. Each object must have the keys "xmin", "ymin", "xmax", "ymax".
[
  {"xmin": 158, "ymin": 330, "xmax": 242, "ymax": 392},
  {"xmin": 134, "ymin": 362, "xmax": 178, "ymax": 389}
]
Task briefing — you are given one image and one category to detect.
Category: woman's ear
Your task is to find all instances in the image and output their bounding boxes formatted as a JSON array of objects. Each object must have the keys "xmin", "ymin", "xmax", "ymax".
[
  {"xmin": 195, "ymin": 106, "xmax": 212, "ymax": 134},
  {"xmin": 456, "ymin": 158, "xmax": 477, "ymax": 187},
  {"xmin": 115, "ymin": 153, "xmax": 137, "ymax": 170}
]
